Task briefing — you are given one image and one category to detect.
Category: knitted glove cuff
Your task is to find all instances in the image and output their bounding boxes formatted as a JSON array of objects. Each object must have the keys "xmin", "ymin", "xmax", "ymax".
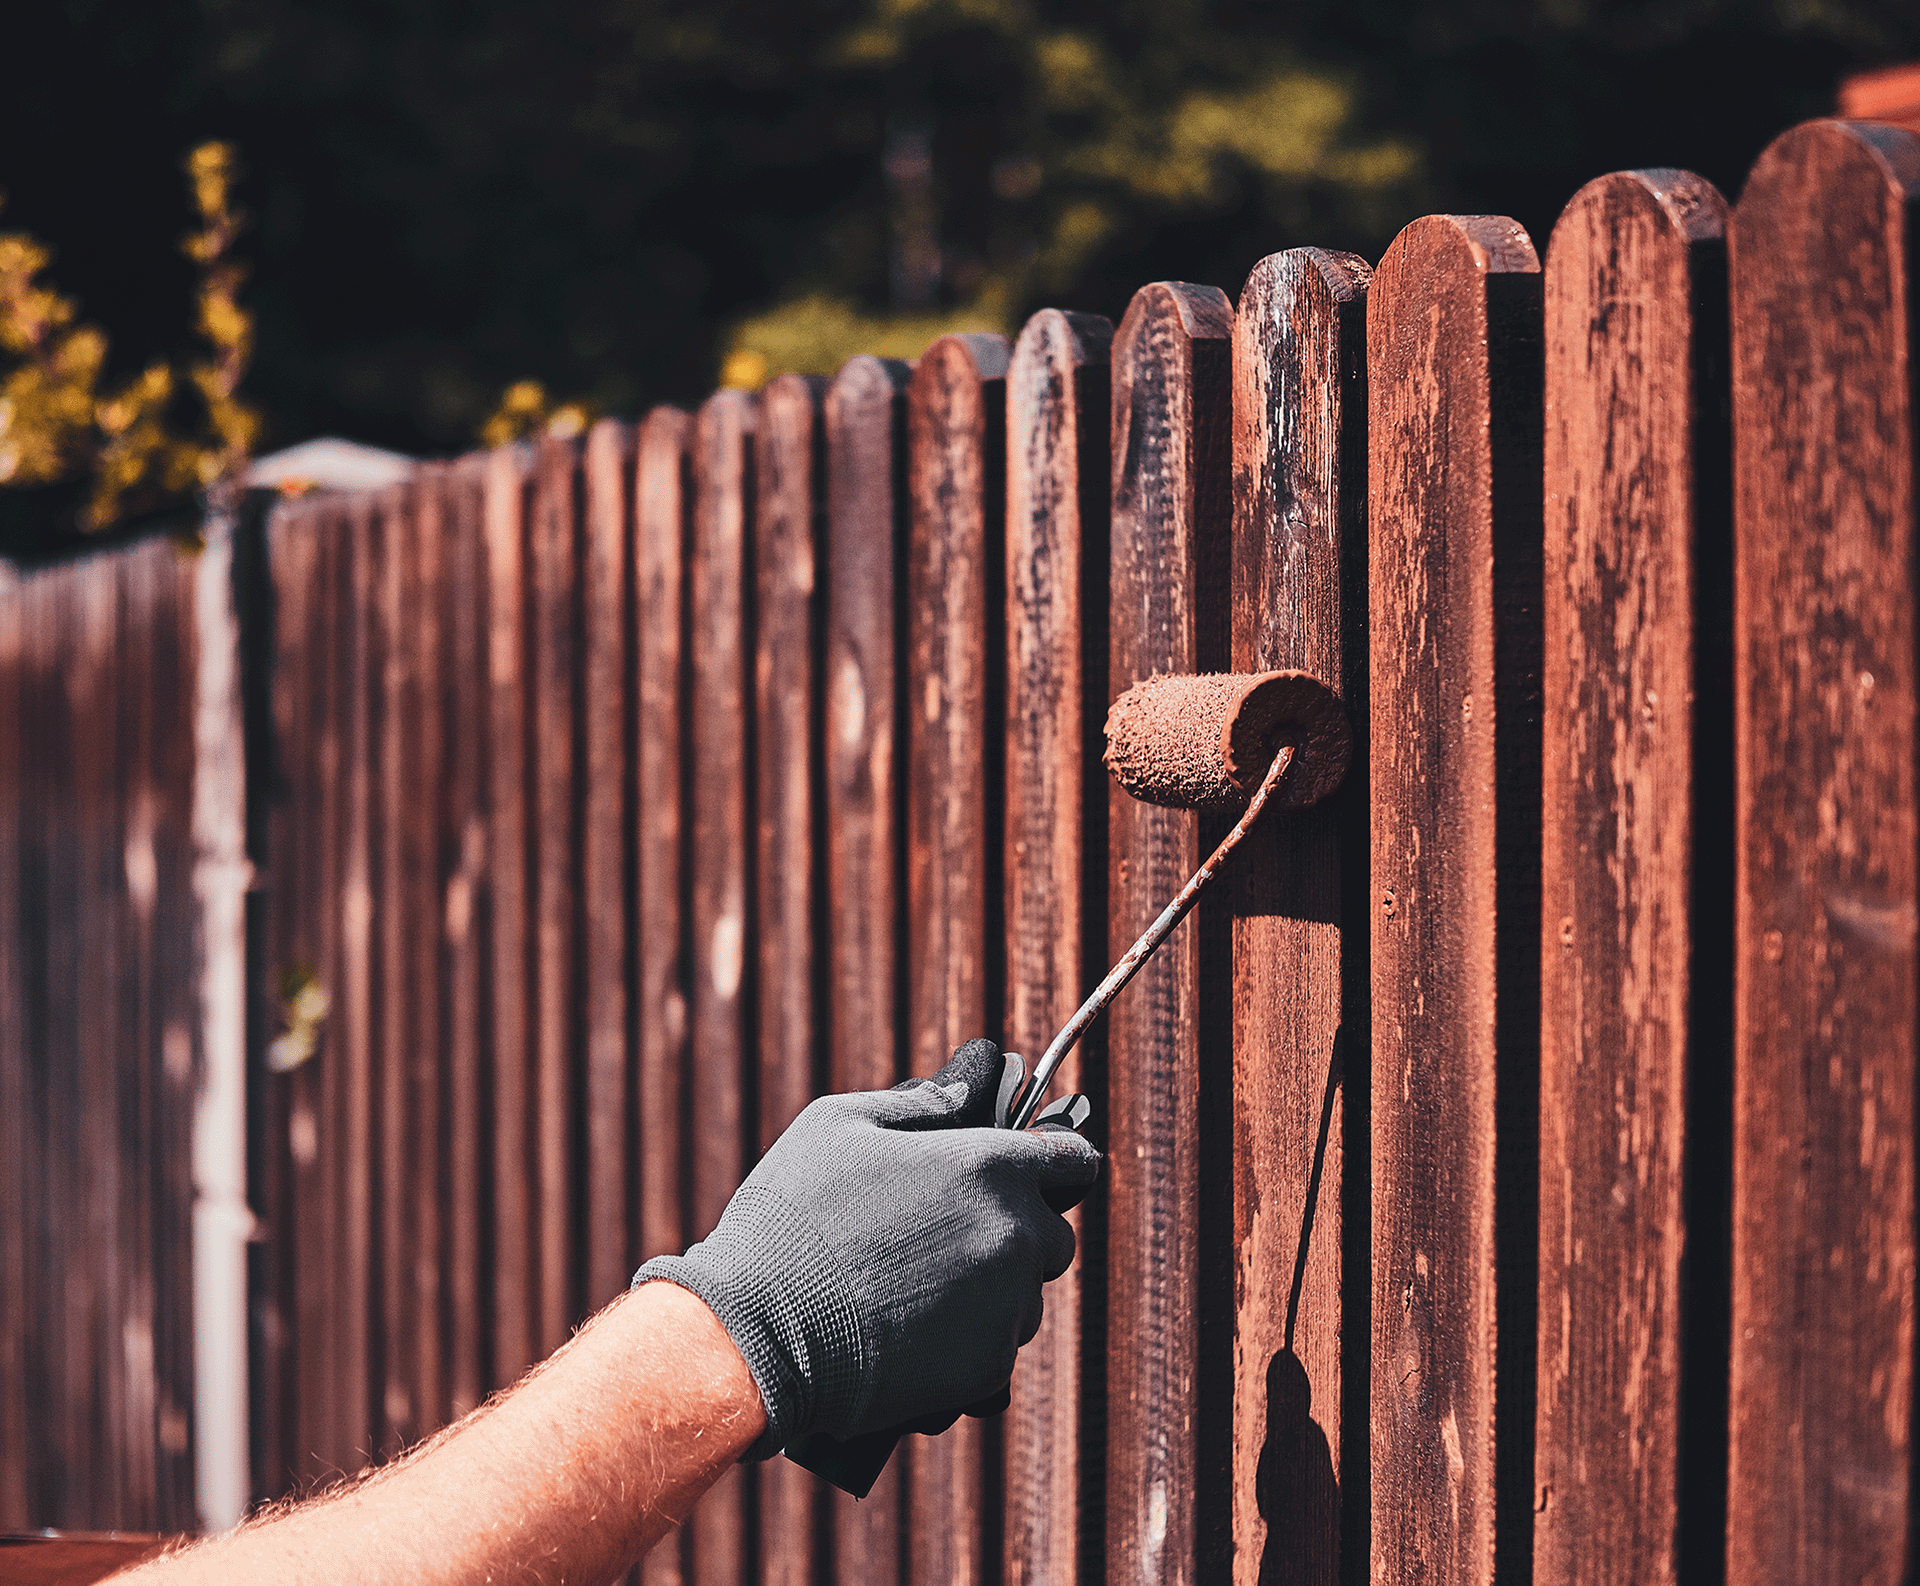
[{"xmin": 633, "ymin": 1183, "xmax": 867, "ymax": 1461}]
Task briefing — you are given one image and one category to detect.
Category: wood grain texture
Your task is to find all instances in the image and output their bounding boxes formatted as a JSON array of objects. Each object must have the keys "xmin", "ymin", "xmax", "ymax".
[
  {"xmin": 584, "ymin": 419, "xmax": 639, "ymax": 1313},
  {"xmin": 120, "ymin": 548, "xmax": 165, "ymax": 1524},
  {"xmin": 1535, "ymin": 169, "xmax": 1731, "ymax": 1586},
  {"xmin": 1106, "ymin": 280, "xmax": 1234, "ymax": 1586},
  {"xmin": 263, "ymin": 499, "xmax": 328, "ymax": 1487},
  {"xmin": 533, "ymin": 436, "xmax": 585, "ymax": 1356},
  {"xmin": 1367, "ymin": 214, "xmax": 1543, "ymax": 1586},
  {"xmin": 823, "ymin": 354, "xmax": 911, "ymax": 1586},
  {"xmin": 150, "ymin": 544, "xmax": 199, "ymax": 1528},
  {"xmin": 0, "ymin": 564, "xmax": 25, "ymax": 1526},
  {"xmin": 754, "ymin": 373, "xmax": 828, "ymax": 1586},
  {"xmin": 308, "ymin": 495, "xmax": 356, "ymax": 1480},
  {"xmin": 342, "ymin": 490, "xmax": 386, "ymax": 1469},
  {"xmin": 690, "ymin": 389, "xmax": 758, "ymax": 1586},
  {"xmin": 378, "ymin": 478, "xmax": 424, "ymax": 1456},
  {"xmin": 1728, "ymin": 118, "xmax": 1920, "ymax": 1586},
  {"xmin": 1002, "ymin": 307, "xmax": 1112, "ymax": 1586},
  {"xmin": 636, "ymin": 406, "xmax": 694, "ymax": 1586},
  {"xmin": 905, "ymin": 330, "xmax": 1010, "ymax": 1586},
  {"xmin": 1228, "ymin": 247, "xmax": 1371, "ymax": 1586},
  {"xmin": 439, "ymin": 456, "xmax": 491, "ymax": 1419},
  {"xmin": 484, "ymin": 445, "xmax": 540, "ymax": 1387},
  {"xmin": 409, "ymin": 468, "xmax": 452, "ymax": 1436}
]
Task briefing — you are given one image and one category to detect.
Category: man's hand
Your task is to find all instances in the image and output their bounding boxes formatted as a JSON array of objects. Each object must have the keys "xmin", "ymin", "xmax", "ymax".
[{"xmin": 636, "ymin": 1037, "xmax": 1100, "ymax": 1457}]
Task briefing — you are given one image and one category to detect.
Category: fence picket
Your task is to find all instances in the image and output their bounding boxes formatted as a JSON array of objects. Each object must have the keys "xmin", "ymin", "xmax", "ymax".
[
  {"xmin": 1368, "ymin": 214, "xmax": 1543, "ymax": 1586},
  {"xmin": 1535, "ymin": 169, "xmax": 1732, "ymax": 1586},
  {"xmin": 485, "ymin": 446, "xmax": 539, "ymax": 1388},
  {"xmin": 1106, "ymin": 279, "xmax": 1234, "ymax": 1586},
  {"xmin": 342, "ymin": 490, "xmax": 386, "ymax": 1468},
  {"xmin": 262, "ymin": 498, "xmax": 320, "ymax": 1493},
  {"xmin": 378, "ymin": 478, "xmax": 424, "ymax": 1456},
  {"xmin": 533, "ymin": 437, "xmax": 585, "ymax": 1357},
  {"xmin": 753, "ymin": 373, "xmax": 830, "ymax": 1586},
  {"xmin": 584, "ymin": 420, "xmax": 639, "ymax": 1314},
  {"xmin": 636, "ymin": 405, "xmax": 695, "ymax": 1586},
  {"xmin": 689, "ymin": 389, "xmax": 758, "ymax": 1586},
  {"xmin": 822, "ymin": 354, "xmax": 911, "ymax": 1586},
  {"xmin": 904, "ymin": 331, "xmax": 1010, "ymax": 1586},
  {"xmin": 1003, "ymin": 307, "xmax": 1112, "ymax": 1586},
  {"xmin": 1229, "ymin": 247, "xmax": 1371, "ymax": 1586},
  {"xmin": 1728, "ymin": 119, "xmax": 1920, "ymax": 1586},
  {"xmin": 0, "ymin": 562, "xmax": 23, "ymax": 1526},
  {"xmin": 440, "ymin": 456, "xmax": 491, "ymax": 1421}
]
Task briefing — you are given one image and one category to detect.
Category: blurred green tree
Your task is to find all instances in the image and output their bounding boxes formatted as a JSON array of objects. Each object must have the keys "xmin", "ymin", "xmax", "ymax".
[{"xmin": 0, "ymin": 0, "xmax": 1911, "ymax": 485}]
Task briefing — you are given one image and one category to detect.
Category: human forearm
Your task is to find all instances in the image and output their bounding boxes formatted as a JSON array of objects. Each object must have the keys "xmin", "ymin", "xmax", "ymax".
[{"xmin": 115, "ymin": 1281, "xmax": 763, "ymax": 1585}]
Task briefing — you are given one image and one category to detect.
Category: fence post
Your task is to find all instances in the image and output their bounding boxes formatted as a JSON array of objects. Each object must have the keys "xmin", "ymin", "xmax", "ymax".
[
  {"xmin": 584, "ymin": 420, "xmax": 638, "ymax": 1316},
  {"xmin": 1003, "ymin": 306, "xmax": 1112, "ymax": 1586},
  {"xmin": 1107, "ymin": 279, "xmax": 1234, "ymax": 1586},
  {"xmin": 438, "ymin": 455, "xmax": 491, "ymax": 1424},
  {"xmin": 532, "ymin": 438, "xmax": 585, "ymax": 1357},
  {"xmin": 1728, "ymin": 118, "xmax": 1920, "ymax": 1586},
  {"xmin": 377, "ymin": 475, "xmax": 427, "ymax": 1458},
  {"xmin": 1229, "ymin": 247, "xmax": 1371, "ymax": 1586},
  {"xmin": 823, "ymin": 354, "xmax": 911, "ymax": 1586},
  {"xmin": 485, "ymin": 446, "xmax": 539, "ymax": 1388},
  {"xmin": 753, "ymin": 372, "xmax": 830, "ymax": 1586},
  {"xmin": 1367, "ymin": 214, "xmax": 1543, "ymax": 1585},
  {"xmin": 904, "ymin": 330, "xmax": 1011, "ymax": 1586},
  {"xmin": 689, "ymin": 388, "xmax": 758, "ymax": 1586},
  {"xmin": 1535, "ymin": 168, "xmax": 1732, "ymax": 1586},
  {"xmin": 636, "ymin": 404, "xmax": 695, "ymax": 1586}
]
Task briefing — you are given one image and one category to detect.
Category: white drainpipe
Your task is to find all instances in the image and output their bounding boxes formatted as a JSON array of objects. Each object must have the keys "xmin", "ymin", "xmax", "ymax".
[{"xmin": 190, "ymin": 504, "xmax": 252, "ymax": 1532}]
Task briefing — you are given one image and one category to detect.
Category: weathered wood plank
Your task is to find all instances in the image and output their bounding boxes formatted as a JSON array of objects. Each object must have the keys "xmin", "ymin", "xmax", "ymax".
[
  {"xmin": 73, "ymin": 559, "xmax": 121, "ymax": 1523},
  {"xmin": 114, "ymin": 548, "xmax": 162, "ymax": 1523},
  {"xmin": 1229, "ymin": 248, "xmax": 1370, "ymax": 1586},
  {"xmin": 16, "ymin": 571, "xmax": 62, "ymax": 1520},
  {"xmin": 263, "ymin": 498, "xmax": 329, "ymax": 1485},
  {"xmin": 309, "ymin": 495, "xmax": 356, "ymax": 1481},
  {"xmin": 440, "ymin": 456, "xmax": 491, "ymax": 1420},
  {"xmin": 1728, "ymin": 118, "xmax": 1920, "ymax": 1586},
  {"xmin": 689, "ymin": 389, "xmax": 757, "ymax": 1586},
  {"xmin": 379, "ymin": 478, "xmax": 423, "ymax": 1456},
  {"xmin": 0, "ymin": 565, "xmax": 25, "ymax": 1527},
  {"xmin": 326, "ymin": 490, "xmax": 385, "ymax": 1472},
  {"xmin": 1003, "ymin": 307, "xmax": 1112, "ymax": 1586},
  {"xmin": 150, "ymin": 544, "xmax": 199, "ymax": 1528},
  {"xmin": 636, "ymin": 402, "xmax": 695, "ymax": 1586},
  {"xmin": 1535, "ymin": 169, "xmax": 1731, "ymax": 1586},
  {"xmin": 407, "ymin": 468, "xmax": 450, "ymax": 1436},
  {"xmin": 754, "ymin": 373, "xmax": 828, "ymax": 1586},
  {"xmin": 584, "ymin": 420, "xmax": 639, "ymax": 1314},
  {"xmin": 485, "ymin": 445, "xmax": 540, "ymax": 1387},
  {"xmin": 1368, "ymin": 214, "xmax": 1543, "ymax": 1586},
  {"xmin": 1106, "ymin": 279, "xmax": 1234, "ymax": 1586},
  {"xmin": 823, "ymin": 354, "xmax": 911, "ymax": 1586},
  {"xmin": 533, "ymin": 437, "xmax": 585, "ymax": 1356},
  {"xmin": 905, "ymin": 330, "xmax": 1010, "ymax": 1586}
]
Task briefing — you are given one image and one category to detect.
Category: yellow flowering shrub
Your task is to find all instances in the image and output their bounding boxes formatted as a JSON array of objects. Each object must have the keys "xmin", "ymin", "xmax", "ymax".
[{"xmin": 0, "ymin": 140, "xmax": 262, "ymax": 532}]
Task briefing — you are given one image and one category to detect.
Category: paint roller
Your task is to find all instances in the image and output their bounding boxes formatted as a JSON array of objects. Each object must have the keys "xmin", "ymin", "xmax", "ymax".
[
  {"xmin": 1002, "ymin": 667, "xmax": 1351, "ymax": 1128},
  {"xmin": 789, "ymin": 667, "xmax": 1350, "ymax": 1496}
]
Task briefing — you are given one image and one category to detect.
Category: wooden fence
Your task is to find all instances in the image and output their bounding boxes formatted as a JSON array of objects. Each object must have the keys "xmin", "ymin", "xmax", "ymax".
[{"xmin": 4, "ymin": 116, "xmax": 1919, "ymax": 1586}]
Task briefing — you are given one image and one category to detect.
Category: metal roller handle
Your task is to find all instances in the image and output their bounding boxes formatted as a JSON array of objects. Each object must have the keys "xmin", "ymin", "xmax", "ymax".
[{"xmin": 1006, "ymin": 742, "xmax": 1294, "ymax": 1131}]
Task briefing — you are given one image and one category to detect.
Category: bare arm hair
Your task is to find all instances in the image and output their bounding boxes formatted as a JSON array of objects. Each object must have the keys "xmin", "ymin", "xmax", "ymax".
[{"xmin": 113, "ymin": 1280, "xmax": 764, "ymax": 1584}]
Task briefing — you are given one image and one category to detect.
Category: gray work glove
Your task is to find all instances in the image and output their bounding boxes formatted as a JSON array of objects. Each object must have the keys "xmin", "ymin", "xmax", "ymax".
[{"xmin": 633, "ymin": 1037, "xmax": 1100, "ymax": 1461}]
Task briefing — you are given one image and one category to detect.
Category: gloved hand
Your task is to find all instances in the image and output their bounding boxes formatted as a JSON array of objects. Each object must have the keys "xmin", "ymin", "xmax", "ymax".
[{"xmin": 633, "ymin": 1037, "xmax": 1100, "ymax": 1463}]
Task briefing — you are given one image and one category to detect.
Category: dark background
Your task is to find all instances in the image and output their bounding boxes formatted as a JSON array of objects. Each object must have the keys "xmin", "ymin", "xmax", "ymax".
[{"xmin": 2, "ymin": 0, "xmax": 1914, "ymax": 464}]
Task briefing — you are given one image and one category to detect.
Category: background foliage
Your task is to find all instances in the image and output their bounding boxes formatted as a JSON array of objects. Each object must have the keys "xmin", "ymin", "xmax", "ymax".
[{"xmin": 1, "ymin": 0, "xmax": 1915, "ymax": 500}]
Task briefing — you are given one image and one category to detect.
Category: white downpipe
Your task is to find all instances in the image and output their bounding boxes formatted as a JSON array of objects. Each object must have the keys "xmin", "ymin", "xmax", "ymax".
[{"xmin": 191, "ymin": 506, "xmax": 252, "ymax": 1531}]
